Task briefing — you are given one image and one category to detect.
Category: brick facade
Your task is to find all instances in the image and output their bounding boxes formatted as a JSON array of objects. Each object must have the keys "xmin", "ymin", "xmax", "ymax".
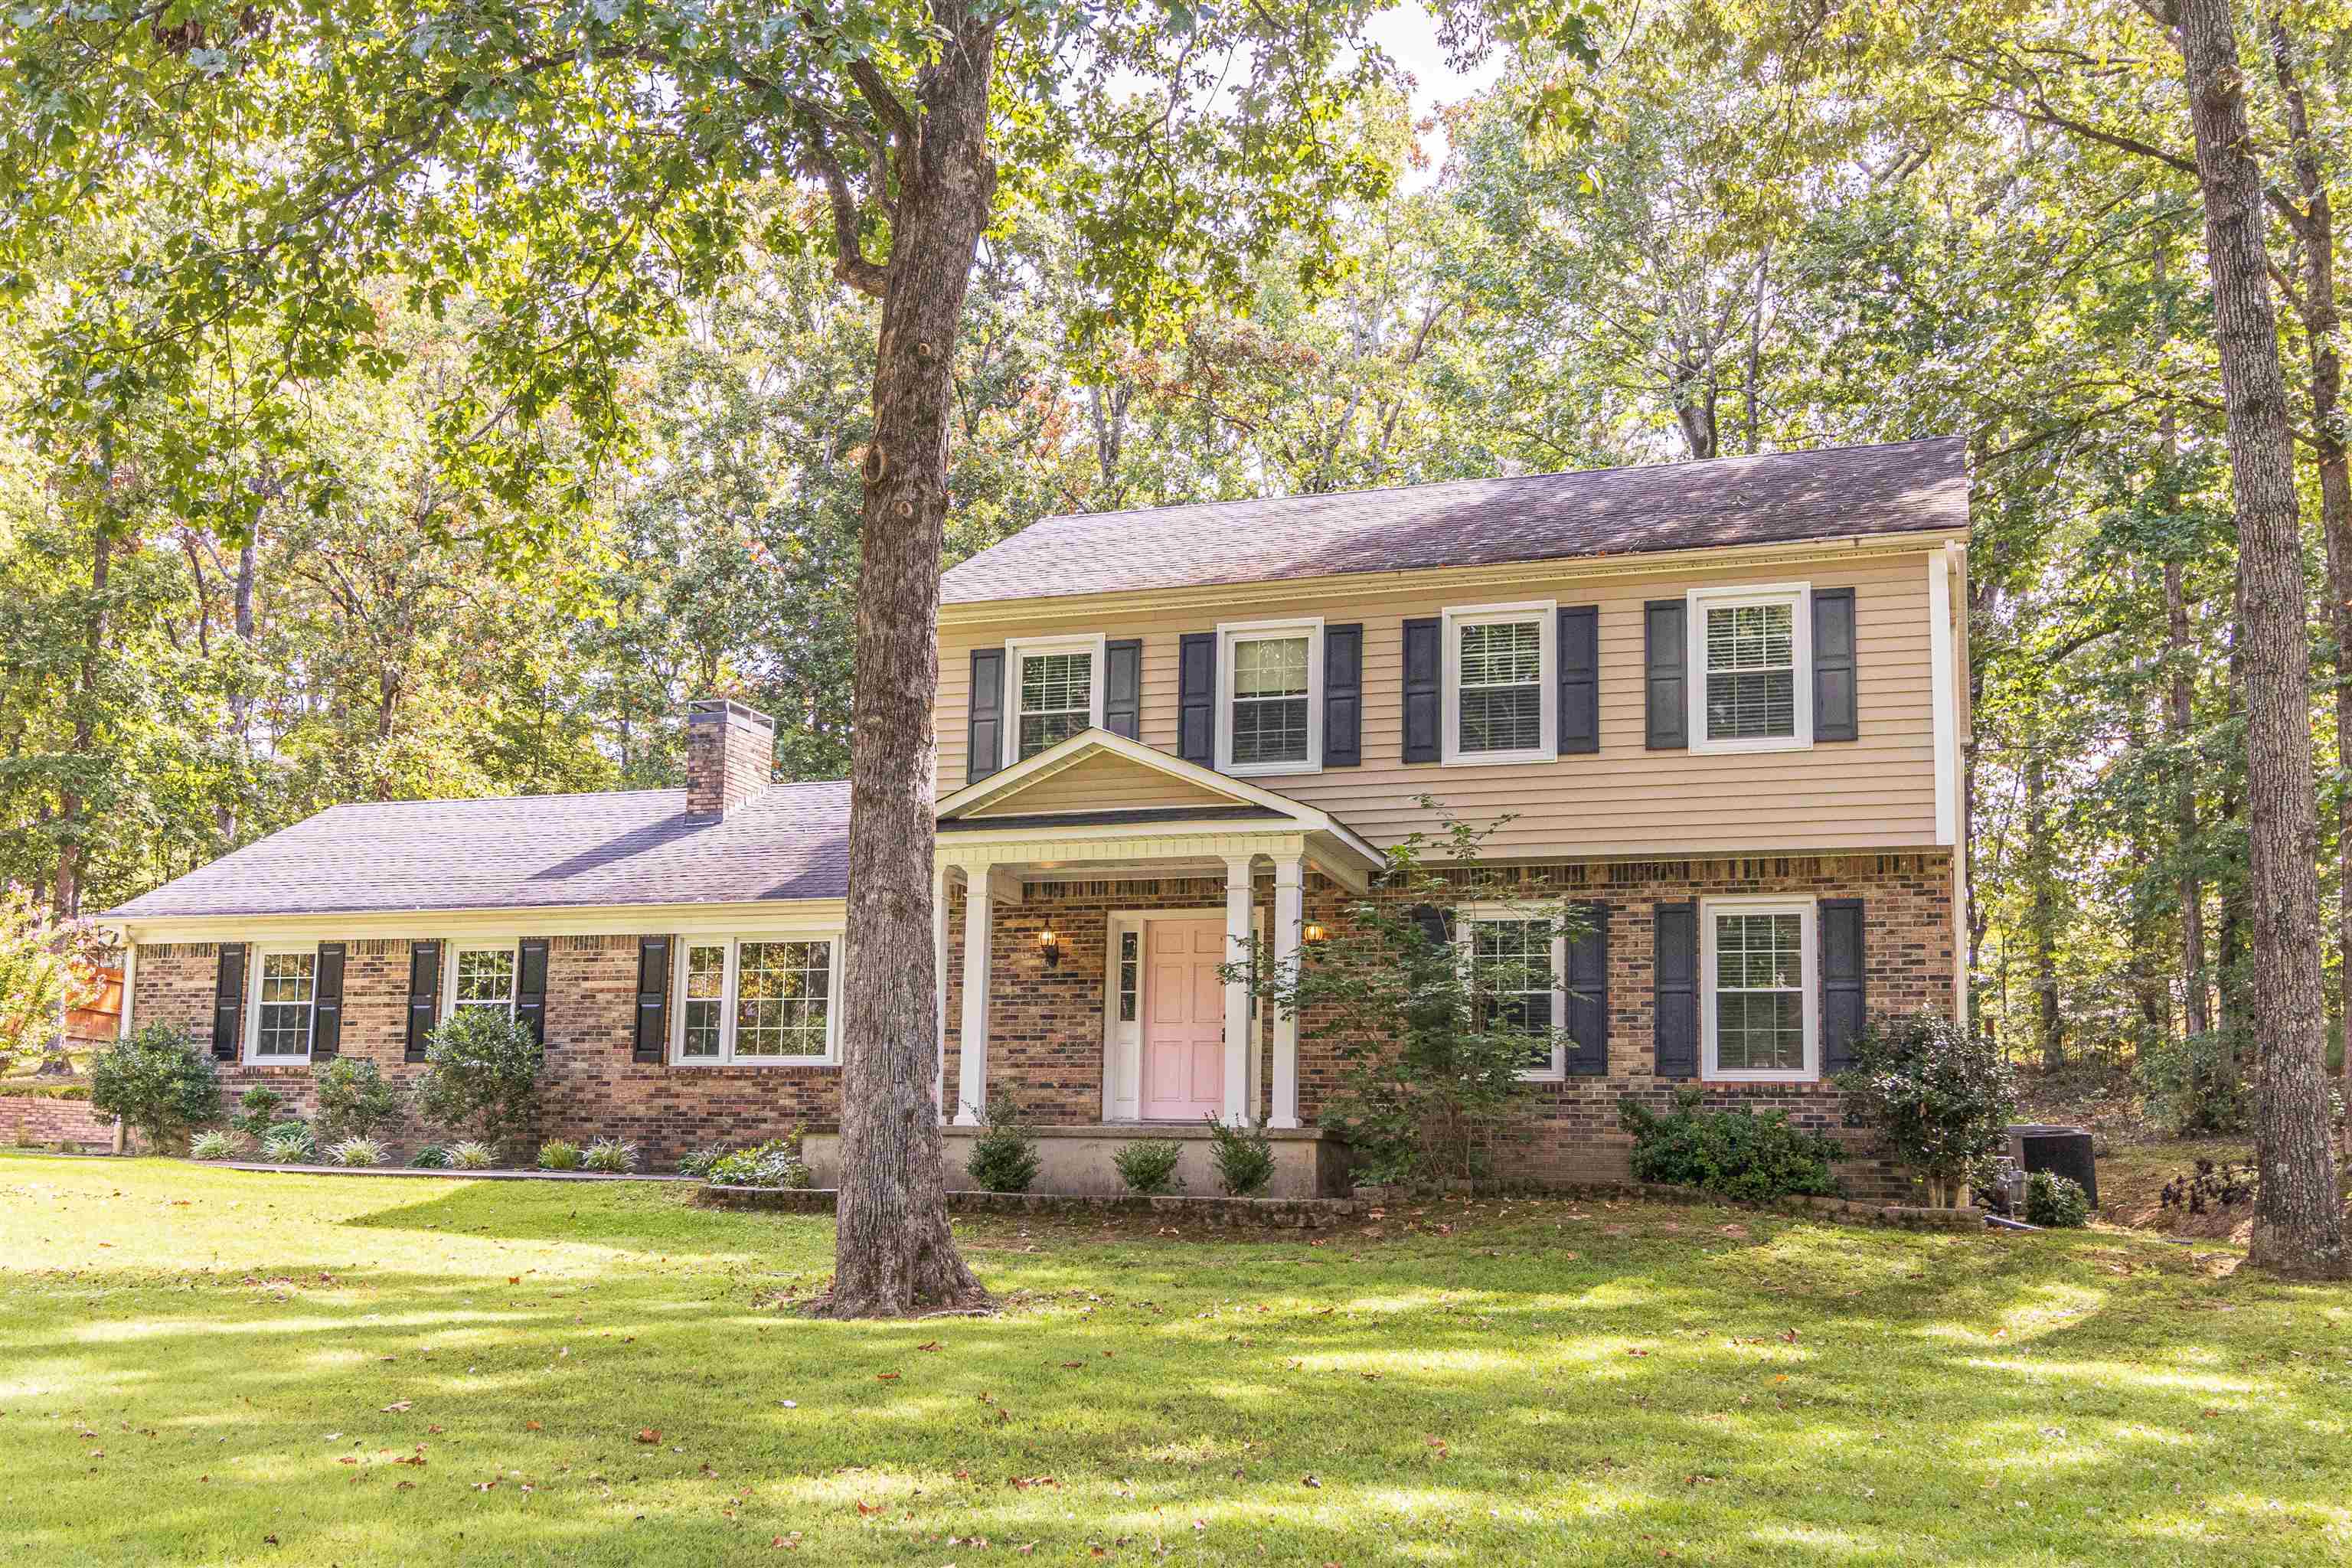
[
  {"xmin": 130, "ymin": 851, "xmax": 1951, "ymax": 1192},
  {"xmin": 2, "ymin": 1093, "xmax": 116, "ymax": 1149}
]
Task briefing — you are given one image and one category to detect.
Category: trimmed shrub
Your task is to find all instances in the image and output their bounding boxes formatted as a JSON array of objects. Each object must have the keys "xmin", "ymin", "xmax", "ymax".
[
  {"xmin": 188, "ymin": 1129, "xmax": 242, "ymax": 1161},
  {"xmin": 260, "ymin": 1126, "xmax": 315, "ymax": 1164},
  {"xmin": 231, "ymin": 1085, "xmax": 288, "ymax": 1138},
  {"xmin": 704, "ymin": 1135, "xmax": 812, "ymax": 1189},
  {"xmin": 328, "ymin": 1135, "xmax": 389, "ymax": 1168},
  {"xmin": 408, "ymin": 1144, "xmax": 452, "ymax": 1170},
  {"xmin": 448, "ymin": 1139, "xmax": 496, "ymax": 1170},
  {"xmin": 536, "ymin": 1138, "xmax": 583, "ymax": 1171},
  {"xmin": 413, "ymin": 1008, "xmax": 543, "ymax": 1155},
  {"xmin": 1834, "ymin": 1011, "xmax": 2015, "ymax": 1207},
  {"xmin": 88, "ymin": 1024, "xmax": 220, "ymax": 1150},
  {"xmin": 2024, "ymin": 1169, "xmax": 2092, "ymax": 1228},
  {"xmin": 962, "ymin": 1093, "xmax": 1040, "ymax": 1193},
  {"xmin": 1112, "ymin": 1138, "xmax": 1185, "ymax": 1195},
  {"xmin": 1619, "ymin": 1093, "xmax": 1843, "ymax": 1201},
  {"xmin": 1205, "ymin": 1117, "xmax": 1276, "ymax": 1197},
  {"xmin": 313, "ymin": 1058, "xmax": 403, "ymax": 1143},
  {"xmin": 582, "ymin": 1138, "xmax": 639, "ymax": 1174}
]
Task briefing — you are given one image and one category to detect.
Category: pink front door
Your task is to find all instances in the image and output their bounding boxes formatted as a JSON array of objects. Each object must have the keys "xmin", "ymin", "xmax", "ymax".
[{"xmin": 1142, "ymin": 919, "xmax": 1226, "ymax": 1121}]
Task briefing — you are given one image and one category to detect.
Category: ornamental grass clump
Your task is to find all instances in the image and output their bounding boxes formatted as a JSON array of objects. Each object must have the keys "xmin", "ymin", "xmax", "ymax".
[
  {"xmin": 1112, "ymin": 1138, "xmax": 1185, "ymax": 1195},
  {"xmin": 260, "ymin": 1125, "xmax": 315, "ymax": 1165},
  {"xmin": 448, "ymin": 1140, "xmax": 496, "ymax": 1170},
  {"xmin": 537, "ymin": 1138, "xmax": 583, "ymax": 1171},
  {"xmin": 187, "ymin": 1129, "xmax": 240, "ymax": 1161},
  {"xmin": 582, "ymin": 1138, "xmax": 639, "ymax": 1174},
  {"xmin": 328, "ymin": 1136, "xmax": 388, "ymax": 1168}
]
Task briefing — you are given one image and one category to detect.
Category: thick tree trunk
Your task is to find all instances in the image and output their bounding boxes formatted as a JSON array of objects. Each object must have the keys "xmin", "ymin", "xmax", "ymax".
[
  {"xmin": 2268, "ymin": 17, "xmax": 2352, "ymax": 1145},
  {"xmin": 822, "ymin": 4, "xmax": 995, "ymax": 1318},
  {"xmin": 2024, "ymin": 743, "xmax": 2064, "ymax": 1070},
  {"xmin": 52, "ymin": 524, "xmax": 113, "ymax": 921},
  {"xmin": 217, "ymin": 534, "xmax": 259, "ymax": 843},
  {"xmin": 2176, "ymin": 0, "xmax": 2344, "ymax": 1275}
]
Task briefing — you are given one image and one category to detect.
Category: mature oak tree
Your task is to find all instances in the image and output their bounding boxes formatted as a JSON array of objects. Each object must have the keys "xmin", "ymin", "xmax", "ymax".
[{"xmin": 1, "ymin": 0, "xmax": 1594, "ymax": 1314}]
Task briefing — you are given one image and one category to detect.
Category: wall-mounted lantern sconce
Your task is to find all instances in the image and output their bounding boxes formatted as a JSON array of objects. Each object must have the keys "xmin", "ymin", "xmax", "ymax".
[
  {"xmin": 1301, "ymin": 920, "xmax": 1328, "ymax": 946},
  {"xmin": 1037, "ymin": 927, "xmax": 1062, "ymax": 969}
]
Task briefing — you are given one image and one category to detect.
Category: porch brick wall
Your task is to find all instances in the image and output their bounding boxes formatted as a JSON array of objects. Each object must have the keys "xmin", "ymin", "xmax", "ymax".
[{"xmin": 131, "ymin": 938, "xmax": 844, "ymax": 1164}]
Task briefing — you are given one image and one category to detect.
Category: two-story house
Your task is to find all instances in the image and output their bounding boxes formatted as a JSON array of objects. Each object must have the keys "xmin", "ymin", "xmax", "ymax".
[{"xmin": 98, "ymin": 436, "xmax": 1970, "ymax": 1197}]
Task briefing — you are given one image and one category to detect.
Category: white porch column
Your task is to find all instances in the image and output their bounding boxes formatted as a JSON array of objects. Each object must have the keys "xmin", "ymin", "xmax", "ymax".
[
  {"xmin": 932, "ymin": 863, "xmax": 950, "ymax": 1113},
  {"xmin": 954, "ymin": 860, "xmax": 995, "ymax": 1126},
  {"xmin": 1270, "ymin": 856, "xmax": 1304, "ymax": 1129},
  {"xmin": 1222, "ymin": 854, "xmax": 1256, "ymax": 1125}
]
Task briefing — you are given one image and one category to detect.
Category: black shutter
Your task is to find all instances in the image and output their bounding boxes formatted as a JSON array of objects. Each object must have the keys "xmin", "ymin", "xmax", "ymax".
[
  {"xmin": 211, "ymin": 942, "xmax": 246, "ymax": 1062},
  {"xmin": 1564, "ymin": 902, "xmax": 1609, "ymax": 1075},
  {"xmin": 1178, "ymin": 632, "xmax": 1217, "ymax": 765},
  {"xmin": 1558, "ymin": 605, "xmax": 1599, "ymax": 755},
  {"xmin": 1401, "ymin": 616, "xmax": 1441, "ymax": 763},
  {"xmin": 1407, "ymin": 902, "xmax": 1453, "ymax": 951},
  {"xmin": 1813, "ymin": 586, "xmax": 1858, "ymax": 743},
  {"xmin": 1323, "ymin": 623, "xmax": 1362, "ymax": 767},
  {"xmin": 514, "ymin": 938, "xmax": 550, "ymax": 1045},
  {"xmin": 633, "ymin": 936, "xmax": 672, "ymax": 1063},
  {"xmin": 403, "ymin": 939, "xmax": 442, "ymax": 1062},
  {"xmin": 311, "ymin": 942, "xmax": 346, "ymax": 1058},
  {"xmin": 1104, "ymin": 638, "xmax": 1143, "ymax": 740},
  {"xmin": 1645, "ymin": 599, "xmax": 1687, "ymax": 750},
  {"xmin": 1820, "ymin": 898, "xmax": 1867, "ymax": 1075},
  {"xmin": 966, "ymin": 647, "xmax": 1007, "ymax": 785},
  {"xmin": 1653, "ymin": 901, "xmax": 1698, "ymax": 1079}
]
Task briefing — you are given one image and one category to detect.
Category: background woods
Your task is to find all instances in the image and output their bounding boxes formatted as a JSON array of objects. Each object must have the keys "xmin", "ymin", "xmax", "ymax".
[{"xmin": 2, "ymin": 3, "xmax": 2347, "ymax": 1170}]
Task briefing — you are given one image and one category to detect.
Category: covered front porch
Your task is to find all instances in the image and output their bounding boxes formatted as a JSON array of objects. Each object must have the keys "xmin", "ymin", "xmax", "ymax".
[{"xmin": 926, "ymin": 730, "xmax": 1383, "ymax": 1158}]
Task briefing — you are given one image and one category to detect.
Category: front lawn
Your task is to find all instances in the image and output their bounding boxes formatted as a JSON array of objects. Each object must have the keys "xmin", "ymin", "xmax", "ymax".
[{"xmin": 2, "ymin": 1153, "xmax": 2345, "ymax": 1565}]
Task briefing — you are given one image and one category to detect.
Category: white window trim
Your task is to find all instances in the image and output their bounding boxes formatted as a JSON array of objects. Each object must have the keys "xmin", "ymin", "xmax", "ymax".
[
  {"xmin": 1699, "ymin": 893, "xmax": 1819, "ymax": 1083},
  {"xmin": 244, "ymin": 944, "xmax": 318, "ymax": 1064},
  {"xmin": 1455, "ymin": 903, "xmax": 1567, "ymax": 1083},
  {"xmin": 1442, "ymin": 601, "xmax": 1556, "ymax": 766},
  {"xmin": 441, "ymin": 939, "xmax": 519, "ymax": 1022},
  {"xmin": 1216, "ymin": 616, "xmax": 1324, "ymax": 776},
  {"xmin": 670, "ymin": 932, "xmax": 845, "ymax": 1067},
  {"xmin": 1002, "ymin": 632, "xmax": 1108, "ymax": 769},
  {"xmin": 1687, "ymin": 582, "xmax": 1814, "ymax": 755}
]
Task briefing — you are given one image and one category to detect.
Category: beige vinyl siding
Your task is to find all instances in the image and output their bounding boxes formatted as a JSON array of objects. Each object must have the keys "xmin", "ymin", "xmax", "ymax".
[
  {"xmin": 965, "ymin": 752, "xmax": 1238, "ymax": 816},
  {"xmin": 939, "ymin": 551, "xmax": 1947, "ymax": 858}
]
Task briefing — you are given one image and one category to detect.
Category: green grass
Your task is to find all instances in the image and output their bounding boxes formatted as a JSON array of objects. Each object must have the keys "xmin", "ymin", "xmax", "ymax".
[{"xmin": 2, "ymin": 1153, "xmax": 2347, "ymax": 1565}]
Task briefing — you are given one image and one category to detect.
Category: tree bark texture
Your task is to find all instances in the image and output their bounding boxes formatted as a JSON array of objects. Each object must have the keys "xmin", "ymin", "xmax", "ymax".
[
  {"xmin": 823, "ymin": 2, "xmax": 995, "ymax": 1318},
  {"xmin": 2176, "ymin": 0, "xmax": 2345, "ymax": 1275},
  {"xmin": 53, "ymin": 524, "xmax": 112, "ymax": 920}
]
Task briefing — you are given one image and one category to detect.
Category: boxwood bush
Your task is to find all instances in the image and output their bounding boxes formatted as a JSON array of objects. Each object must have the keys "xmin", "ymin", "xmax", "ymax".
[{"xmin": 1618, "ymin": 1092, "xmax": 1843, "ymax": 1201}]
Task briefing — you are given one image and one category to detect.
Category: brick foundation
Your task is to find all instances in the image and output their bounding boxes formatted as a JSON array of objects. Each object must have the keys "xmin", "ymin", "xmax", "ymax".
[
  {"xmin": 129, "ymin": 851, "xmax": 1952, "ymax": 1192},
  {"xmin": 2, "ymin": 1093, "xmax": 116, "ymax": 1149}
]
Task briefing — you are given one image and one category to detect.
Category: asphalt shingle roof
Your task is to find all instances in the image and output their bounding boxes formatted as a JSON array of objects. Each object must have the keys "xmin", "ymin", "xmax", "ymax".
[
  {"xmin": 941, "ymin": 436, "xmax": 1968, "ymax": 605},
  {"xmin": 103, "ymin": 782, "xmax": 851, "ymax": 920}
]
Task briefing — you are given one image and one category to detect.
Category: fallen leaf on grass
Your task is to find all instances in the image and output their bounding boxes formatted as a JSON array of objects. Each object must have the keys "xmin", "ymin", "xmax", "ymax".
[
  {"xmin": 876, "ymin": 1372, "xmax": 900, "ymax": 1381},
  {"xmin": 634, "ymin": 1429, "xmax": 662, "ymax": 1445},
  {"xmin": 916, "ymin": 1341, "xmax": 942, "ymax": 1352},
  {"xmin": 381, "ymin": 1401, "xmax": 411, "ymax": 1413}
]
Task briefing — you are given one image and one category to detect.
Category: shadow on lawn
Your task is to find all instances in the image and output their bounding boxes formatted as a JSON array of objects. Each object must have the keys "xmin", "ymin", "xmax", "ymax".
[{"xmin": 8, "ymin": 1188, "xmax": 2347, "ymax": 1565}]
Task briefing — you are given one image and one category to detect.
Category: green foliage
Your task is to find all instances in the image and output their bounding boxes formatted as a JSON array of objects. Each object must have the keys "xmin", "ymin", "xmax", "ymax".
[
  {"xmin": 2137, "ymin": 1031, "xmax": 2250, "ymax": 1136},
  {"xmin": 187, "ymin": 1129, "xmax": 240, "ymax": 1161},
  {"xmin": 231, "ymin": 1086, "xmax": 289, "ymax": 1139},
  {"xmin": 412, "ymin": 1009, "xmax": 543, "ymax": 1154},
  {"xmin": 1834, "ymin": 1012, "xmax": 2017, "ymax": 1206},
  {"xmin": 260, "ymin": 1126, "xmax": 315, "ymax": 1165},
  {"xmin": 407, "ymin": 1145, "xmax": 452, "ymax": 1170},
  {"xmin": 87, "ymin": 1024, "xmax": 219, "ymax": 1149},
  {"xmin": 673, "ymin": 1145, "xmax": 727, "ymax": 1180},
  {"xmin": 1619, "ymin": 1093, "xmax": 1844, "ymax": 1202},
  {"xmin": 448, "ymin": 1140, "xmax": 497, "ymax": 1171},
  {"xmin": 704, "ymin": 1135, "xmax": 812, "ymax": 1190},
  {"xmin": 2024, "ymin": 1170, "xmax": 2092, "ymax": 1228},
  {"xmin": 312, "ymin": 1058, "xmax": 403, "ymax": 1144},
  {"xmin": 582, "ymin": 1138, "xmax": 639, "ymax": 1174},
  {"xmin": 1204, "ymin": 1118, "xmax": 1276, "ymax": 1197},
  {"xmin": 1237, "ymin": 806, "xmax": 1574, "ymax": 1187},
  {"xmin": 328, "ymin": 1136, "xmax": 388, "ymax": 1168},
  {"xmin": 535, "ymin": 1139, "xmax": 583, "ymax": 1172},
  {"xmin": 962, "ymin": 1094, "xmax": 1042, "ymax": 1194},
  {"xmin": 1111, "ymin": 1138, "xmax": 1185, "ymax": 1196},
  {"xmin": 0, "ymin": 886, "xmax": 103, "ymax": 1073}
]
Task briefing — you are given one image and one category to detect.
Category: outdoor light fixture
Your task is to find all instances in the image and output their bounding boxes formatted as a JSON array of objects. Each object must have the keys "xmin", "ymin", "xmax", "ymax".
[
  {"xmin": 1301, "ymin": 921, "xmax": 1328, "ymax": 945},
  {"xmin": 1037, "ymin": 927, "xmax": 1061, "ymax": 969}
]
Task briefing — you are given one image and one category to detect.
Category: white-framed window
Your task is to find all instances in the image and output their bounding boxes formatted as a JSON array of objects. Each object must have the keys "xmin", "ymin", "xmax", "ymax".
[
  {"xmin": 1457, "ymin": 906, "xmax": 1567, "ymax": 1081},
  {"xmin": 1688, "ymin": 583, "xmax": 1813, "ymax": 753},
  {"xmin": 247, "ymin": 947, "xmax": 317, "ymax": 1061},
  {"xmin": 1700, "ymin": 894, "xmax": 1818, "ymax": 1081},
  {"xmin": 448, "ymin": 944, "xmax": 518, "ymax": 1018},
  {"xmin": 1004, "ymin": 633, "xmax": 1106, "ymax": 765},
  {"xmin": 1217, "ymin": 618, "xmax": 1323, "ymax": 775},
  {"xmin": 671, "ymin": 934, "xmax": 843, "ymax": 1066},
  {"xmin": 1443, "ymin": 603, "xmax": 1555, "ymax": 764}
]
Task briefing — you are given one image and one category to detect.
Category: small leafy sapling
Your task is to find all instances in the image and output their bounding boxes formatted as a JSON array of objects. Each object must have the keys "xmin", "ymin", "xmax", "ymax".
[
  {"xmin": 1834, "ymin": 1011, "xmax": 2017, "ymax": 1208},
  {"xmin": 88, "ymin": 1025, "xmax": 220, "ymax": 1152}
]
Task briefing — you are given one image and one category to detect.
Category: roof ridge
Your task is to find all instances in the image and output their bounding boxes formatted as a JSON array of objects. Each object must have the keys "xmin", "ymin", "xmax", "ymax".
[{"xmin": 318, "ymin": 779, "xmax": 852, "ymax": 815}]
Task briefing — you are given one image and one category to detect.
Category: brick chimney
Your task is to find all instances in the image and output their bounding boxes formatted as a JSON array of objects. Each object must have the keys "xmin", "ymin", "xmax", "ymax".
[{"xmin": 685, "ymin": 698, "xmax": 776, "ymax": 818}]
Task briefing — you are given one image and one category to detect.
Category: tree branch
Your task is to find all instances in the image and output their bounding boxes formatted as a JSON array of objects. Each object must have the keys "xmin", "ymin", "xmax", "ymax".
[{"xmin": 802, "ymin": 129, "xmax": 890, "ymax": 299}]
